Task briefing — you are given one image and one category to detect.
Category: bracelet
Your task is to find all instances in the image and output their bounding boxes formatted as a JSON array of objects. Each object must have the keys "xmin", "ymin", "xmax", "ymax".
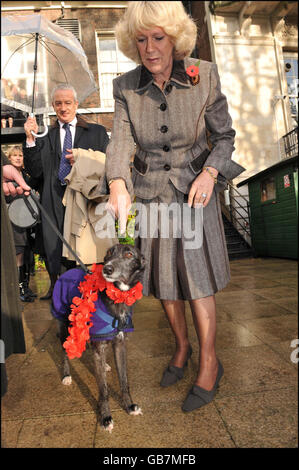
[
  {"xmin": 203, "ymin": 167, "xmax": 218, "ymax": 184},
  {"xmin": 108, "ymin": 178, "xmax": 120, "ymax": 186}
]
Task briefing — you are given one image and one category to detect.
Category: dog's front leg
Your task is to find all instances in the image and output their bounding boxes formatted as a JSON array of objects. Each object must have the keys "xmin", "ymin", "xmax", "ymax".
[
  {"xmin": 57, "ymin": 320, "xmax": 72, "ymax": 385},
  {"xmin": 92, "ymin": 341, "xmax": 113, "ymax": 432},
  {"xmin": 112, "ymin": 333, "xmax": 142, "ymax": 416}
]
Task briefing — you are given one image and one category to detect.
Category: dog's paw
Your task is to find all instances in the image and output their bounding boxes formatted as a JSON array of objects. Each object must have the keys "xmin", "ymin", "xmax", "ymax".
[
  {"xmin": 101, "ymin": 416, "xmax": 114, "ymax": 433},
  {"xmin": 128, "ymin": 404, "xmax": 143, "ymax": 416},
  {"xmin": 62, "ymin": 375, "xmax": 72, "ymax": 386},
  {"xmin": 105, "ymin": 362, "xmax": 111, "ymax": 372}
]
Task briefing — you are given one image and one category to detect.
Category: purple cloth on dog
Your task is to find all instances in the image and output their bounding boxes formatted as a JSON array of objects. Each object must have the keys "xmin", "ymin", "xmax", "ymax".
[{"xmin": 51, "ymin": 268, "xmax": 134, "ymax": 341}]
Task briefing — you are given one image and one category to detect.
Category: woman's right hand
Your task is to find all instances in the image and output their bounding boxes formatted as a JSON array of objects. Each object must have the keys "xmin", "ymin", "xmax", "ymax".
[
  {"xmin": 107, "ymin": 179, "xmax": 131, "ymax": 235},
  {"xmin": 24, "ymin": 116, "xmax": 38, "ymax": 143}
]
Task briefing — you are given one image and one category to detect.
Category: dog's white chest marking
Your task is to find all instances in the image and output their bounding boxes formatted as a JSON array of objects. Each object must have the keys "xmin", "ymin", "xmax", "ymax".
[{"xmin": 118, "ymin": 282, "xmax": 130, "ymax": 291}]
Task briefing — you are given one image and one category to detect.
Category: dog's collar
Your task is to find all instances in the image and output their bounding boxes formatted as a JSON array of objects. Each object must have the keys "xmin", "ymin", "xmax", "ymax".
[
  {"xmin": 85, "ymin": 264, "xmax": 143, "ymax": 306},
  {"xmin": 63, "ymin": 264, "xmax": 143, "ymax": 359}
]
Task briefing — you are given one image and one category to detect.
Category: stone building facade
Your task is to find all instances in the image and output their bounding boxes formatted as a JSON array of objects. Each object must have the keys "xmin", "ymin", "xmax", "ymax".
[
  {"xmin": 2, "ymin": 1, "xmax": 298, "ymax": 180},
  {"xmin": 191, "ymin": 1, "xmax": 298, "ymax": 185}
]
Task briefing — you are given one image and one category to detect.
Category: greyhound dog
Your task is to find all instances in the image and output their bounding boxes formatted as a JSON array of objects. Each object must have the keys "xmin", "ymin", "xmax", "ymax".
[{"xmin": 51, "ymin": 243, "xmax": 145, "ymax": 432}]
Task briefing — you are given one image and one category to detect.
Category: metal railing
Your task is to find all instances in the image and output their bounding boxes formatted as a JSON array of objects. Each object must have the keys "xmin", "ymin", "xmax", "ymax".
[
  {"xmin": 283, "ymin": 126, "xmax": 298, "ymax": 158},
  {"xmin": 220, "ymin": 182, "xmax": 251, "ymax": 242}
]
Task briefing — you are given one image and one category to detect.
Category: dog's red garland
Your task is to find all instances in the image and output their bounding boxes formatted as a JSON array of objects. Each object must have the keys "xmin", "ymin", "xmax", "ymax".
[{"xmin": 63, "ymin": 264, "xmax": 143, "ymax": 359}]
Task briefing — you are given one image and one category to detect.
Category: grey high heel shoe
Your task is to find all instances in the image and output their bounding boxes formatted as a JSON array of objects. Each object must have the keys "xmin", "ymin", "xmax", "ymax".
[
  {"xmin": 160, "ymin": 346, "xmax": 193, "ymax": 387},
  {"xmin": 181, "ymin": 359, "xmax": 224, "ymax": 412}
]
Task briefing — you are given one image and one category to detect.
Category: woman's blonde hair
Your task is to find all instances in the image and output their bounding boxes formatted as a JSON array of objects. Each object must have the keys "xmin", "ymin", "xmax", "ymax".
[
  {"xmin": 115, "ymin": 1, "xmax": 197, "ymax": 64},
  {"xmin": 8, "ymin": 145, "xmax": 23, "ymax": 159}
]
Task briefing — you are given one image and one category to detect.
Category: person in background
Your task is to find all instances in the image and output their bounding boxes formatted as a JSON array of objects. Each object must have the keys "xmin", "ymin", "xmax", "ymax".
[
  {"xmin": 105, "ymin": 1, "xmax": 245, "ymax": 412},
  {"xmin": 5, "ymin": 146, "xmax": 39, "ymax": 302},
  {"xmin": 23, "ymin": 84, "xmax": 109, "ymax": 300}
]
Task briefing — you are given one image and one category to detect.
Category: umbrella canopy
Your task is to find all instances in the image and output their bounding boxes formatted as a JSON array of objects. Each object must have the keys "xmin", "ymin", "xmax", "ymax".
[{"xmin": 1, "ymin": 14, "xmax": 97, "ymax": 115}]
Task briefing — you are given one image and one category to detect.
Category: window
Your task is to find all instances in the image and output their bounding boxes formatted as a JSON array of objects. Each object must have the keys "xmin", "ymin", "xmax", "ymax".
[
  {"xmin": 96, "ymin": 32, "xmax": 136, "ymax": 109},
  {"xmin": 283, "ymin": 52, "xmax": 298, "ymax": 128},
  {"xmin": 261, "ymin": 177, "xmax": 276, "ymax": 202}
]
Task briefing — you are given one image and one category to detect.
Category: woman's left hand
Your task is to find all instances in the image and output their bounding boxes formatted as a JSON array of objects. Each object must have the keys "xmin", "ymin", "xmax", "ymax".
[
  {"xmin": 3, "ymin": 165, "xmax": 31, "ymax": 197},
  {"xmin": 188, "ymin": 169, "xmax": 217, "ymax": 208}
]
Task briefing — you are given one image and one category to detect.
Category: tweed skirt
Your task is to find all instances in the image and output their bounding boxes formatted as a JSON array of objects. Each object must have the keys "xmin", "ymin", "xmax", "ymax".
[{"xmin": 135, "ymin": 181, "xmax": 230, "ymax": 300}]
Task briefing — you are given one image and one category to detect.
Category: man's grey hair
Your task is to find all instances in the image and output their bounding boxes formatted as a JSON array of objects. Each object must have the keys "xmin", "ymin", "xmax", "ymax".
[{"xmin": 51, "ymin": 84, "xmax": 78, "ymax": 102}]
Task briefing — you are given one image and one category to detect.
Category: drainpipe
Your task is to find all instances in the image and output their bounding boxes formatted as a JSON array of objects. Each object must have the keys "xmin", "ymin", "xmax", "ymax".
[
  {"xmin": 204, "ymin": 1, "xmax": 216, "ymax": 63},
  {"xmin": 272, "ymin": 95, "xmax": 287, "ymax": 161},
  {"xmin": 184, "ymin": 1, "xmax": 192, "ymax": 15}
]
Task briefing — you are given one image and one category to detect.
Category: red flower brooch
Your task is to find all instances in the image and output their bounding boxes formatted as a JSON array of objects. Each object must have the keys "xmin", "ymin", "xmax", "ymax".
[
  {"xmin": 186, "ymin": 60, "xmax": 200, "ymax": 86},
  {"xmin": 63, "ymin": 264, "xmax": 143, "ymax": 359}
]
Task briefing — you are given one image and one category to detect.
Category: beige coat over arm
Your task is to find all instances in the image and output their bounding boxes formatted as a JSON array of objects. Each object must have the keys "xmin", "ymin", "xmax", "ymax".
[{"xmin": 62, "ymin": 148, "xmax": 117, "ymax": 265}]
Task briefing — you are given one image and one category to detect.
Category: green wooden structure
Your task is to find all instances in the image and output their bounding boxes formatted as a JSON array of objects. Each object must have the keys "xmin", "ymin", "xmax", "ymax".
[{"xmin": 237, "ymin": 156, "xmax": 298, "ymax": 259}]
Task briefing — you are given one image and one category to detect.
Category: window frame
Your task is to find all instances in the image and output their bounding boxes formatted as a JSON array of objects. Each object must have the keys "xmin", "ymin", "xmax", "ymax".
[
  {"xmin": 95, "ymin": 30, "xmax": 136, "ymax": 110},
  {"xmin": 260, "ymin": 176, "xmax": 277, "ymax": 204},
  {"xmin": 282, "ymin": 51, "xmax": 298, "ymax": 128}
]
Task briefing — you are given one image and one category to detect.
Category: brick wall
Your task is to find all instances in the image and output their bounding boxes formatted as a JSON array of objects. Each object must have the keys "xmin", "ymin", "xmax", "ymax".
[{"xmin": 66, "ymin": 8, "xmax": 125, "ymax": 109}]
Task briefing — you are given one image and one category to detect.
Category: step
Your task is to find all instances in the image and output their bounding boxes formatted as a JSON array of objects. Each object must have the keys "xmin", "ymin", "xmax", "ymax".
[
  {"xmin": 225, "ymin": 234, "xmax": 244, "ymax": 242},
  {"xmin": 228, "ymin": 251, "xmax": 253, "ymax": 260},
  {"xmin": 221, "ymin": 213, "xmax": 252, "ymax": 259}
]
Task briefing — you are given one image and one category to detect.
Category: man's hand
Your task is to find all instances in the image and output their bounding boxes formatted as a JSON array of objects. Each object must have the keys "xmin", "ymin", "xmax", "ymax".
[
  {"xmin": 3, "ymin": 165, "xmax": 31, "ymax": 196},
  {"xmin": 65, "ymin": 149, "xmax": 75, "ymax": 166},
  {"xmin": 24, "ymin": 116, "xmax": 38, "ymax": 144}
]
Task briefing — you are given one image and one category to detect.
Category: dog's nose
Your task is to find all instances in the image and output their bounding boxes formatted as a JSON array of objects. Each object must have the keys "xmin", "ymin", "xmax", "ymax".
[{"xmin": 103, "ymin": 264, "xmax": 114, "ymax": 276}]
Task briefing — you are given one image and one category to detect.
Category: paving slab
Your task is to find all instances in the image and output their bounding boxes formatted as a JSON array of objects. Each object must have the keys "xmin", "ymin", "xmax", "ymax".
[{"xmin": 2, "ymin": 258, "xmax": 298, "ymax": 449}]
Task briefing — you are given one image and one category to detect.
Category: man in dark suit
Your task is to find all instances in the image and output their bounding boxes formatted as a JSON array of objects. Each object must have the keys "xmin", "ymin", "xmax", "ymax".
[{"xmin": 23, "ymin": 84, "xmax": 109, "ymax": 299}]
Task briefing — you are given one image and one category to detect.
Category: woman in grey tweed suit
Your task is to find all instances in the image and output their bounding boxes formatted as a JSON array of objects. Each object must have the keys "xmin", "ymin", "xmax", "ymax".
[{"xmin": 105, "ymin": 1, "xmax": 245, "ymax": 412}]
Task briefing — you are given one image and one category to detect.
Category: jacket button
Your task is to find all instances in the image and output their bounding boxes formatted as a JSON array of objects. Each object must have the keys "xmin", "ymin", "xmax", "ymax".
[
  {"xmin": 164, "ymin": 164, "xmax": 171, "ymax": 171},
  {"xmin": 165, "ymin": 84, "xmax": 172, "ymax": 94},
  {"xmin": 163, "ymin": 145, "xmax": 170, "ymax": 152},
  {"xmin": 160, "ymin": 125, "xmax": 168, "ymax": 133},
  {"xmin": 160, "ymin": 103, "xmax": 167, "ymax": 111}
]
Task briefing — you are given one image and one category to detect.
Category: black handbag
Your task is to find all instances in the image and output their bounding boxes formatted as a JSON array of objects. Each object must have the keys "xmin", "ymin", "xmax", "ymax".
[
  {"xmin": 7, "ymin": 192, "xmax": 40, "ymax": 229},
  {"xmin": 6, "ymin": 182, "xmax": 90, "ymax": 274}
]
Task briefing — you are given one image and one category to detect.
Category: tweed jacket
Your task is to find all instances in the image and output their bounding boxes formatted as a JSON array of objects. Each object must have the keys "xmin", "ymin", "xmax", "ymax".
[{"xmin": 106, "ymin": 57, "xmax": 245, "ymax": 199}]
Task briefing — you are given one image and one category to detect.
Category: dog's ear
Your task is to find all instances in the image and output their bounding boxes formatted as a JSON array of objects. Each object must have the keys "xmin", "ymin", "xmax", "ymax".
[
  {"xmin": 128, "ymin": 252, "xmax": 146, "ymax": 286},
  {"xmin": 133, "ymin": 246, "xmax": 145, "ymax": 270},
  {"xmin": 139, "ymin": 254, "xmax": 146, "ymax": 271}
]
